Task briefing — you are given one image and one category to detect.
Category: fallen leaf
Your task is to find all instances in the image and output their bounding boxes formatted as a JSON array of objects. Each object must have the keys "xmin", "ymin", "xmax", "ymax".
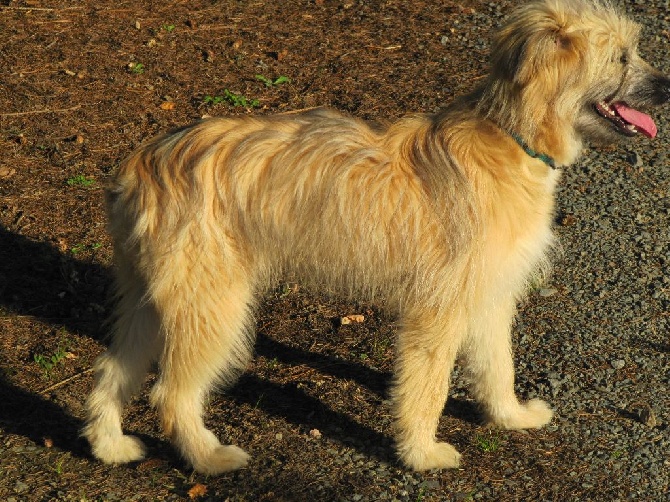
[
  {"xmin": 137, "ymin": 458, "xmax": 165, "ymax": 471},
  {"xmin": 57, "ymin": 238, "xmax": 68, "ymax": 252},
  {"xmin": 559, "ymin": 214, "xmax": 577, "ymax": 226},
  {"xmin": 0, "ymin": 166, "xmax": 16, "ymax": 178},
  {"xmin": 188, "ymin": 483, "xmax": 208, "ymax": 499},
  {"xmin": 309, "ymin": 428, "xmax": 322, "ymax": 439},
  {"xmin": 340, "ymin": 314, "xmax": 365, "ymax": 325},
  {"xmin": 160, "ymin": 101, "xmax": 176, "ymax": 111}
]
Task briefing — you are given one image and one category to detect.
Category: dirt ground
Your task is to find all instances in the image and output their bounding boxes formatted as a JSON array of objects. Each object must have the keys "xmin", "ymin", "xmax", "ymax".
[{"xmin": 0, "ymin": 1, "xmax": 664, "ymax": 501}]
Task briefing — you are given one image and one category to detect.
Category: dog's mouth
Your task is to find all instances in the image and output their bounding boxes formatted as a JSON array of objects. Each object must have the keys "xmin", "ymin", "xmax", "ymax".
[{"xmin": 594, "ymin": 100, "xmax": 657, "ymax": 138}]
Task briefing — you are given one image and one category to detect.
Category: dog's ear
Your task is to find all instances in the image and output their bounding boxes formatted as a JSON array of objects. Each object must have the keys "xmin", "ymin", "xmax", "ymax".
[
  {"xmin": 516, "ymin": 29, "xmax": 586, "ymax": 85},
  {"xmin": 490, "ymin": 2, "xmax": 587, "ymax": 86}
]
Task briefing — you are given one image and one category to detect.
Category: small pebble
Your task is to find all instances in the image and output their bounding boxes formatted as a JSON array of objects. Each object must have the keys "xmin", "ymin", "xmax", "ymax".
[
  {"xmin": 13, "ymin": 481, "xmax": 28, "ymax": 494},
  {"xmin": 638, "ymin": 405, "xmax": 658, "ymax": 428},
  {"xmin": 611, "ymin": 359, "xmax": 626, "ymax": 370}
]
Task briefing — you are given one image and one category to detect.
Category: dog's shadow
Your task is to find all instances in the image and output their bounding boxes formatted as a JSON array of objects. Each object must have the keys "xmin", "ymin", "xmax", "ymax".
[
  {"xmin": 0, "ymin": 225, "xmax": 110, "ymax": 341},
  {"xmin": 0, "ymin": 224, "xmax": 479, "ymax": 466},
  {"xmin": 226, "ymin": 334, "xmax": 481, "ymax": 463},
  {"xmin": 0, "ymin": 376, "xmax": 90, "ymax": 455},
  {"xmin": 0, "ymin": 225, "xmax": 106, "ymax": 455}
]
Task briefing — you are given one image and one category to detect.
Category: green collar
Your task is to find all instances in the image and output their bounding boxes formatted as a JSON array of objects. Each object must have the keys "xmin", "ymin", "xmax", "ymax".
[{"xmin": 510, "ymin": 133, "xmax": 557, "ymax": 169}]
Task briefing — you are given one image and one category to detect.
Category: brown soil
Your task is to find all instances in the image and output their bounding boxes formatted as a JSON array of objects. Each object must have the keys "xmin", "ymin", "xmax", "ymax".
[{"xmin": 0, "ymin": 1, "xmax": 650, "ymax": 501}]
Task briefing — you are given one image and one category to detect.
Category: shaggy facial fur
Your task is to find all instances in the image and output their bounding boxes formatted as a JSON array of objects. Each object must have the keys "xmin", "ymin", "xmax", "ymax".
[{"xmin": 84, "ymin": 0, "xmax": 670, "ymax": 474}]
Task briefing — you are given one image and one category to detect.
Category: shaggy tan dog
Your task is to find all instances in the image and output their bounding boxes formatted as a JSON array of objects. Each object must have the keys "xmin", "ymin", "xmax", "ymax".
[{"xmin": 84, "ymin": 0, "xmax": 670, "ymax": 474}]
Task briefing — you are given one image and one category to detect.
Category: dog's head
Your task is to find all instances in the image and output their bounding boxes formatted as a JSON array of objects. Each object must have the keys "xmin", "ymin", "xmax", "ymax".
[{"xmin": 486, "ymin": 0, "xmax": 670, "ymax": 150}]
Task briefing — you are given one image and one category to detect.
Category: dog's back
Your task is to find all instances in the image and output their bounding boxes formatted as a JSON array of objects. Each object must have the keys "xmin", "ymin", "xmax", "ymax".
[{"xmin": 106, "ymin": 108, "xmax": 474, "ymax": 306}]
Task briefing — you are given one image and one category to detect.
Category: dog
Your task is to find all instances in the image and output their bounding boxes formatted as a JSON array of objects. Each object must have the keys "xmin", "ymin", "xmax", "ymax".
[{"xmin": 83, "ymin": 0, "xmax": 670, "ymax": 475}]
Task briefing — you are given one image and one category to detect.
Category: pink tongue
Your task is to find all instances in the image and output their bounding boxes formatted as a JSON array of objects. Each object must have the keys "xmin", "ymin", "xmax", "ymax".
[{"xmin": 612, "ymin": 102, "xmax": 657, "ymax": 138}]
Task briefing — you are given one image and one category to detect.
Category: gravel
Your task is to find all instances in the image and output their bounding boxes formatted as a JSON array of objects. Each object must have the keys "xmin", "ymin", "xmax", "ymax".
[{"xmin": 507, "ymin": 1, "xmax": 670, "ymax": 497}]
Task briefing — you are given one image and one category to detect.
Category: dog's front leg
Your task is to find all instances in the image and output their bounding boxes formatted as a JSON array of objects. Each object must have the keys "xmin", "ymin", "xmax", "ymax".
[
  {"xmin": 391, "ymin": 308, "xmax": 464, "ymax": 471},
  {"xmin": 464, "ymin": 294, "xmax": 553, "ymax": 430}
]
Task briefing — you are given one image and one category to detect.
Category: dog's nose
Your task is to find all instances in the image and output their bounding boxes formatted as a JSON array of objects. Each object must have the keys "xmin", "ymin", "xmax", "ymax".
[
  {"xmin": 662, "ymin": 77, "xmax": 670, "ymax": 102},
  {"xmin": 653, "ymin": 74, "xmax": 670, "ymax": 104}
]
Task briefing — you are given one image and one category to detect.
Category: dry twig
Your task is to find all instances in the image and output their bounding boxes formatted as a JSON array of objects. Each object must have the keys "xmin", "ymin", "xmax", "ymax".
[
  {"xmin": 39, "ymin": 368, "xmax": 94, "ymax": 395},
  {"xmin": 0, "ymin": 105, "xmax": 81, "ymax": 117}
]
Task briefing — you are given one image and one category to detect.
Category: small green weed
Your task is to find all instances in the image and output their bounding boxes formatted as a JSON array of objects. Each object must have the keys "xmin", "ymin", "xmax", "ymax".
[
  {"xmin": 255, "ymin": 74, "xmax": 290, "ymax": 87},
  {"xmin": 475, "ymin": 431, "xmax": 503, "ymax": 453},
  {"xmin": 203, "ymin": 89, "xmax": 260, "ymax": 108},
  {"xmin": 52, "ymin": 457, "xmax": 65, "ymax": 476},
  {"xmin": 161, "ymin": 23, "xmax": 175, "ymax": 32},
  {"xmin": 371, "ymin": 334, "xmax": 392, "ymax": 360},
  {"xmin": 203, "ymin": 95, "xmax": 225, "ymax": 106},
  {"xmin": 129, "ymin": 62, "xmax": 145, "ymax": 74},
  {"xmin": 66, "ymin": 174, "xmax": 95, "ymax": 188},
  {"xmin": 278, "ymin": 282, "xmax": 299, "ymax": 297},
  {"xmin": 34, "ymin": 346, "xmax": 68, "ymax": 376},
  {"xmin": 70, "ymin": 242, "xmax": 102, "ymax": 255},
  {"xmin": 221, "ymin": 89, "xmax": 259, "ymax": 108}
]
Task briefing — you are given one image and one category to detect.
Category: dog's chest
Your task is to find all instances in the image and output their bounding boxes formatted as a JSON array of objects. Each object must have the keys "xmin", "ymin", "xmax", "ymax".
[{"xmin": 484, "ymin": 168, "xmax": 559, "ymax": 275}]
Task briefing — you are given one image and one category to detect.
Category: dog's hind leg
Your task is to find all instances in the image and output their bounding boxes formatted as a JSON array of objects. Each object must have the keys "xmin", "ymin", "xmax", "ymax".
[
  {"xmin": 148, "ymin": 249, "xmax": 255, "ymax": 475},
  {"xmin": 391, "ymin": 308, "xmax": 465, "ymax": 471},
  {"xmin": 464, "ymin": 295, "xmax": 553, "ymax": 430},
  {"xmin": 83, "ymin": 278, "xmax": 162, "ymax": 465}
]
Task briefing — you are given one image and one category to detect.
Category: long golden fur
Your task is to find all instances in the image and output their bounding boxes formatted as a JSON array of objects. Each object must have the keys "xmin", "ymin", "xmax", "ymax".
[{"xmin": 84, "ymin": 0, "xmax": 670, "ymax": 474}]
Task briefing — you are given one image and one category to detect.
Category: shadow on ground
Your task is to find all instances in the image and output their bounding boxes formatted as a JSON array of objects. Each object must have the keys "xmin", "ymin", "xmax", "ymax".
[
  {"xmin": 0, "ymin": 225, "xmax": 110, "ymax": 341},
  {"xmin": 0, "ymin": 224, "xmax": 480, "ymax": 467}
]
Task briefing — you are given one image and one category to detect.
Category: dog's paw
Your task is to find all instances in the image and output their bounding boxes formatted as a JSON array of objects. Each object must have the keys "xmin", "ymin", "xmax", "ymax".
[
  {"xmin": 401, "ymin": 442, "xmax": 461, "ymax": 471},
  {"xmin": 191, "ymin": 445, "xmax": 250, "ymax": 475},
  {"xmin": 491, "ymin": 398, "xmax": 553, "ymax": 430},
  {"xmin": 91, "ymin": 434, "xmax": 147, "ymax": 465}
]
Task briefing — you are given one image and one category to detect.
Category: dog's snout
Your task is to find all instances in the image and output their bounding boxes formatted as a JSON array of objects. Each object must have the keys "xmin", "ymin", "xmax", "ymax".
[
  {"xmin": 656, "ymin": 74, "xmax": 670, "ymax": 103},
  {"xmin": 649, "ymin": 73, "xmax": 670, "ymax": 105},
  {"xmin": 631, "ymin": 70, "xmax": 670, "ymax": 106}
]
